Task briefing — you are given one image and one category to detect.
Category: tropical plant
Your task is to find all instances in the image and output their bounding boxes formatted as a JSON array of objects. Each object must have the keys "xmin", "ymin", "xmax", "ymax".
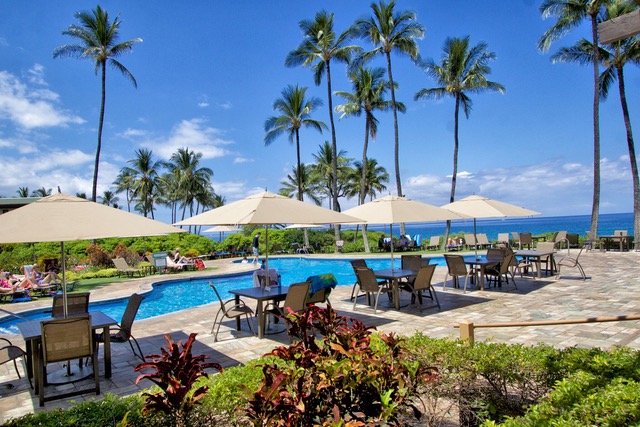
[
  {"xmin": 346, "ymin": 157, "xmax": 389, "ymax": 203},
  {"xmin": 113, "ymin": 168, "xmax": 135, "ymax": 212},
  {"xmin": 120, "ymin": 149, "xmax": 165, "ymax": 218},
  {"xmin": 99, "ymin": 190, "xmax": 119, "ymax": 208},
  {"xmin": 550, "ymin": 0, "xmax": 640, "ymax": 240},
  {"xmin": 53, "ymin": 5, "xmax": 142, "ymax": 202},
  {"xmin": 264, "ymin": 84, "xmax": 326, "ymax": 202},
  {"xmin": 286, "ymin": 10, "xmax": 361, "ymax": 249},
  {"xmin": 166, "ymin": 147, "xmax": 213, "ymax": 224},
  {"xmin": 354, "ymin": 0, "xmax": 425, "ymax": 227},
  {"xmin": 16, "ymin": 187, "xmax": 29, "ymax": 197},
  {"xmin": 76, "ymin": 192, "xmax": 87, "ymax": 199},
  {"xmin": 415, "ymin": 36, "xmax": 504, "ymax": 248},
  {"xmin": 278, "ymin": 164, "xmax": 322, "ymax": 205},
  {"xmin": 309, "ymin": 141, "xmax": 353, "ymax": 212},
  {"xmin": 539, "ymin": 0, "xmax": 613, "ymax": 238},
  {"xmin": 30, "ymin": 187, "xmax": 52, "ymax": 197},
  {"xmin": 135, "ymin": 333, "xmax": 222, "ymax": 427}
]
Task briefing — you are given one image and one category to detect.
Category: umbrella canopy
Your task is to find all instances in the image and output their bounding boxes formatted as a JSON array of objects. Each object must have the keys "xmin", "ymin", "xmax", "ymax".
[
  {"xmin": 441, "ymin": 195, "xmax": 541, "ymax": 258},
  {"xmin": 284, "ymin": 224, "xmax": 328, "ymax": 229},
  {"xmin": 0, "ymin": 192, "xmax": 186, "ymax": 316},
  {"xmin": 175, "ymin": 190, "xmax": 361, "ymax": 226},
  {"xmin": 202, "ymin": 225, "xmax": 242, "ymax": 233},
  {"xmin": 175, "ymin": 190, "xmax": 361, "ymax": 276},
  {"xmin": 343, "ymin": 195, "xmax": 467, "ymax": 268}
]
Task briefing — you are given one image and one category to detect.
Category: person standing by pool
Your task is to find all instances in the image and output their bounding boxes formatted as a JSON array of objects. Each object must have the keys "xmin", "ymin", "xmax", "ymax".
[{"xmin": 252, "ymin": 232, "xmax": 261, "ymax": 264}]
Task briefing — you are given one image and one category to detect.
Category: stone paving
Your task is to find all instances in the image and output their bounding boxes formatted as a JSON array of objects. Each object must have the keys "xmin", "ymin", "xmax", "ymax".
[{"xmin": 1, "ymin": 249, "xmax": 640, "ymax": 423}]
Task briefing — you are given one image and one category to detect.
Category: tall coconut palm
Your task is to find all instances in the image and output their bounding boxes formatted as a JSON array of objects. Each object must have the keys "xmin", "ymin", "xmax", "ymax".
[
  {"xmin": 99, "ymin": 190, "xmax": 119, "ymax": 208},
  {"xmin": 355, "ymin": 0, "xmax": 425, "ymax": 227},
  {"xmin": 16, "ymin": 187, "xmax": 29, "ymax": 198},
  {"xmin": 346, "ymin": 157, "xmax": 389, "ymax": 202},
  {"xmin": 30, "ymin": 187, "xmax": 52, "ymax": 197},
  {"xmin": 335, "ymin": 65, "xmax": 398, "ymax": 251},
  {"xmin": 113, "ymin": 169, "xmax": 135, "ymax": 212},
  {"xmin": 166, "ymin": 148, "xmax": 213, "ymax": 225},
  {"xmin": 415, "ymin": 36, "xmax": 505, "ymax": 248},
  {"xmin": 279, "ymin": 164, "xmax": 323, "ymax": 205},
  {"xmin": 286, "ymin": 10, "xmax": 361, "ymax": 249},
  {"xmin": 264, "ymin": 84, "xmax": 326, "ymax": 202},
  {"xmin": 550, "ymin": 0, "xmax": 640, "ymax": 238},
  {"xmin": 53, "ymin": 5, "xmax": 142, "ymax": 202},
  {"xmin": 539, "ymin": 0, "xmax": 613, "ymax": 238},
  {"xmin": 121, "ymin": 148, "xmax": 165, "ymax": 218}
]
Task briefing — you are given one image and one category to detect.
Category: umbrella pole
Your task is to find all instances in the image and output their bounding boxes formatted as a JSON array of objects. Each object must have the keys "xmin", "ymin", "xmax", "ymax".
[
  {"xmin": 474, "ymin": 218, "xmax": 478, "ymax": 260},
  {"xmin": 264, "ymin": 226, "xmax": 269, "ymax": 280},
  {"xmin": 389, "ymin": 224, "xmax": 394, "ymax": 270},
  {"xmin": 61, "ymin": 241, "xmax": 67, "ymax": 318}
]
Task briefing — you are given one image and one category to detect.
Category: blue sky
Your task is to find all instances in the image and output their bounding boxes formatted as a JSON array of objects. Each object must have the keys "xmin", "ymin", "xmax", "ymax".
[{"xmin": 1, "ymin": 0, "xmax": 638, "ymax": 224}]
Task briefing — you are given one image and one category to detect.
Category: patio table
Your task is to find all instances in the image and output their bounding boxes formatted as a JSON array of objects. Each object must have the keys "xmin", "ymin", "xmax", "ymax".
[
  {"xmin": 463, "ymin": 256, "xmax": 499, "ymax": 291},
  {"xmin": 599, "ymin": 235, "xmax": 633, "ymax": 252},
  {"xmin": 373, "ymin": 269, "xmax": 416, "ymax": 310},
  {"xmin": 514, "ymin": 250, "xmax": 555, "ymax": 279},
  {"xmin": 229, "ymin": 286, "xmax": 288, "ymax": 339}
]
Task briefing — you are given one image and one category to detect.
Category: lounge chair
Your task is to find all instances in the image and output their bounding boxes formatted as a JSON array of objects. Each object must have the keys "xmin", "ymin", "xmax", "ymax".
[
  {"xmin": 497, "ymin": 233, "xmax": 511, "ymax": 246},
  {"xmin": 291, "ymin": 243, "xmax": 309, "ymax": 254},
  {"xmin": 555, "ymin": 247, "xmax": 586, "ymax": 280},
  {"xmin": 425, "ymin": 236, "xmax": 440, "ymax": 251},
  {"xmin": 511, "ymin": 232, "xmax": 520, "ymax": 248},
  {"xmin": 38, "ymin": 315, "xmax": 100, "ymax": 406},
  {"xmin": 443, "ymin": 254, "xmax": 477, "ymax": 293},
  {"xmin": 210, "ymin": 283, "xmax": 255, "ymax": 342},
  {"xmin": 352, "ymin": 267, "xmax": 392, "ymax": 314},
  {"xmin": 96, "ymin": 293, "xmax": 145, "ymax": 359},
  {"xmin": 477, "ymin": 234, "xmax": 492, "ymax": 249},
  {"xmin": 464, "ymin": 233, "xmax": 479, "ymax": 251},
  {"xmin": 272, "ymin": 243, "xmax": 286, "ymax": 254},
  {"xmin": 111, "ymin": 258, "xmax": 144, "ymax": 278},
  {"xmin": 0, "ymin": 337, "xmax": 32, "ymax": 388}
]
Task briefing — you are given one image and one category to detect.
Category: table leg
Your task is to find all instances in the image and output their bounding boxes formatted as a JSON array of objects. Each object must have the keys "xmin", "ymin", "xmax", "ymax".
[
  {"xmin": 234, "ymin": 295, "xmax": 241, "ymax": 331},
  {"xmin": 256, "ymin": 301, "xmax": 265, "ymax": 339},
  {"xmin": 479, "ymin": 266, "xmax": 486, "ymax": 291},
  {"xmin": 393, "ymin": 279, "xmax": 400, "ymax": 310},
  {"xmin": 536, "ymin": 257, "xmax": 542, "ymax": 279},
  {"xmin": 102, "ymin": 326, "xmax": 111, "ymax": 378}
]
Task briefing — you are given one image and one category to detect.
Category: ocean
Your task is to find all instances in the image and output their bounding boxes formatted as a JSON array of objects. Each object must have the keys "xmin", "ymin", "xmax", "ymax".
[{"xmin": 364, "ymin": 212, "xmax": 634, "ymax": 241}]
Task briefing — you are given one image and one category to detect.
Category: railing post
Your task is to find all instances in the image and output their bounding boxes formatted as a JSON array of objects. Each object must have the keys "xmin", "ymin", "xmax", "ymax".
[{"xmin": 459, "ymin": 320, "xmax": 475, "ymax": 344}]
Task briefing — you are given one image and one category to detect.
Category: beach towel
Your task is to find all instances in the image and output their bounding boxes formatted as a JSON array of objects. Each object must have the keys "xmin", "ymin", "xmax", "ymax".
[
  {"xmin": 306, "ymin": 274, "xmax": 338, "ymax": 297},
  {"xmin": 253, "ymin": 268, "xmax": 280, "ymax": 288}
]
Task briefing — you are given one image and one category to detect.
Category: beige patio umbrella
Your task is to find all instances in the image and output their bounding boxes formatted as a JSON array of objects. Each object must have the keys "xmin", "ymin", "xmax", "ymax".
[
  {"xmin": 175, "ymin": 190, "xmax": 361, "ymax": 273},
  {"xmin": 342, "ymin": 195, "xmax": 467, "ymax": 269},
  {"xmin": 442, "ymin": 195, "xmax": 541, "ymax": 258},
  {"xmin": 202, "ymin": 225, "xmax": 241, "ymax": 242},
  {"xmin": 0, "ymin": 192, "xmax": 186, "ymax": 316}
]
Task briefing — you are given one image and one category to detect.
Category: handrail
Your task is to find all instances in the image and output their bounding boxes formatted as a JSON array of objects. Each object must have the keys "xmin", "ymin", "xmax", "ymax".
[
  {"xmin": 0, "ymin": 307, "xmax": 29, "ymax": 321},
  {"xmin": 454, "ymin": 314, "xmax": 640, "ymax": 343}
]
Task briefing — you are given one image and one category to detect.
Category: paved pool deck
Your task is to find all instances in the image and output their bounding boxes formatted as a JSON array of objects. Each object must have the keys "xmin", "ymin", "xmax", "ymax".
[{"xmin": 1, "ymin": 249, "xmax": 640, "ymax": 423}]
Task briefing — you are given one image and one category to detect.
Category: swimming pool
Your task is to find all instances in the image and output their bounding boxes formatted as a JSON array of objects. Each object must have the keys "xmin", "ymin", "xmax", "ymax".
[{"xmin": 0, "ymin": 256, "xmax": 446, "ymax": 334}]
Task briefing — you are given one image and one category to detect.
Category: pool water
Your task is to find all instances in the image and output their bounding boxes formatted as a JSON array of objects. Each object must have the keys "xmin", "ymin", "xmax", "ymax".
[{"xmin": 0, "ymin": 256, "xmax": 446, "ymax": 334}]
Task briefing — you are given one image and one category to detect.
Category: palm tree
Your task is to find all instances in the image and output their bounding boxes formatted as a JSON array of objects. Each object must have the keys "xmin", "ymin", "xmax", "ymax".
[
  {"xmin": 286, "ymin": 10, "xmax": 361, "ymax": 249},
  {"xmin": 99, "ymin": 190, "xmax": 120, "ymax": 208},
  {"xmin": 415, "ymin": 36, "xmax": 504, "ymax": 248},
  {"xmin": 354, "ymin": 0, "xmax": 425, "ymax": 221},
  {"xmin": 539, "ymin": 0, "xmax": 613, "ymax": 238},
  {"xmin": 336, "ymin": 65, "xmax": 398, "ymax": 251},
  {"xmin": 279, "ymin": 164, "xmax": 323, "ymax": 205},
  {"xmin": 53, "ymin": 5, "xmax": 142, "ymax": 202},
  {"xmin": 309, "ymin": 141, "xmax": 353, "ymax": 212},
  {"xmin": 264, "ymin": 84, "xmax": 327, "ymax": 201},
  {"xmin": 550, "ymin": 0, "xmax": 640, "ymax": 238},
  {"xmin": 76, "ymin": 192, "xmax": 87, "ymax": 199},
  {"xmin": 121, "ymin": 149, "xmax": 165, "ymax": 218},
  {"xmin": 166, "ymin": 148, "xmax": 213, "ymax": 226},
  {"xmin": 30, "ymin": 187, "xmax": 52, "ymax": 197},
  {"xmin": 16, "ymin": 187, "xmax": 29, "ymax": 197},
  {"xmin": 346, "ymin": 157, "xmax": 389, "ymax": 202},
  {"xmin": 113, "ymin": 169, "xmax": 135, "ymax": 212}
]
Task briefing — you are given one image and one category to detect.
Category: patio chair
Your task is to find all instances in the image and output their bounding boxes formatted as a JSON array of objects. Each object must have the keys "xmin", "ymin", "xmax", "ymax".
[
  {"xmin": 425, "ymin": 236, "xmax": 440, "ymax": 251},
  {"xmin": 485, "ymin": 253, "xmax": 518, "ymax": 290},
  {"xmin": 352, "ymin": 267, "xmax": 392, "ymax": 314},
  {"xmin": 555, "ymin": 247, "xmax": 586, "ymax": 280},
  {"xmin": 585, "ymin": 231, "xmax": 604, "ymax": 252},
  {"xmin": 349, "ymin": 259, "xmax": 368, "ymax": 300},
  {"xmin": 95, "ymin": 293, "xmax": 145, "ymax": 360},
  {"xmin": 400, "ymin": 255, "xmax": 427, "ymax": 294},
  {"xmin": 111, "ymin": 258, "xmax": 144, "ymax": 278},
  {"xmin": 535, "ymin": 242, "xmax": 556, "ymax": 276},
  {"xmin": 306, "ymin": 274, "xmax": 337, "ymax": 307},
  {"xmin": 552, "ymin": 231, "xmax": 568, "ymax": 250},
  {"xmin": 38, "ymin": 315, "xmax": 100, "ymax": 406},
  {"xmin": 511, "ymin": 232, "xmax": 521, "ymax": 247},
  {"xmin": 519, "ymin": 232, "xmax": 533, "ymax": 250},
  {"xmin": 443, "ymin": 254, "xmax": 477, "ymax": 293},
  {"xmin": 0, "ymin": 337, "xmax": 32, "ymax": 389},
  {"xmin": 264, "ymin": 281, "xmax": 310, "ymax": 334},
  {"xmin": 209, "ymin": 283, "xmax": 254, "ymax": 342},
  {"xmin": 407, "ymin": 265, "xmax": 440, "ymax": 311},
  {"xmin": 505, "ymin": 247, "xmax": 536, "ymax": 278},
  {"xmin": 52, "ymin": 292, "xmax": 90, "ymax": 317}
]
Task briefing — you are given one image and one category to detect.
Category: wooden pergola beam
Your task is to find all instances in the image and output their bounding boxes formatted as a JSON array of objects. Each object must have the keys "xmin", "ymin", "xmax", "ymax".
[{"xmin": 598, "ymin": 10, "xmax": 640, "ymax": 44}]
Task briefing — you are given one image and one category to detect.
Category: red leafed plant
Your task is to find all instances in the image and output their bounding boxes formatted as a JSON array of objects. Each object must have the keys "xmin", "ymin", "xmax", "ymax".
[{"xmin": 134, "ymin": 333, "xmax": 221, "ymax": 426}]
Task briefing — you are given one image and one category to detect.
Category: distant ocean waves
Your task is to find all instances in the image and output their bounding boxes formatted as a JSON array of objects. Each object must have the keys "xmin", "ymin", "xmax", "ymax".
[{"xmin": 365, "ymin": 213, "xmax": 633, "ymax": 241}]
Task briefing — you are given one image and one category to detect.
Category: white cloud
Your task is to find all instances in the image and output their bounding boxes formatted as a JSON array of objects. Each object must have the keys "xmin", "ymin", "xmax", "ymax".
[
  {"xmin": 197, "ymin": 94, "xmax": 209, "ymax": 108},
  {"xmin": 217, "ymin": 101, "xmax": 232, "ymax": 110},
  {"xmin": 0, "ymin": 69, "xmax": 85, "ymax": 129},
  {"xmin": 233, "ymin": 156, "xmax": 253, "ymax": 164},
  {"xmin": 139, "ymin": 118, "xmax": 233, "ymax": 160},
  {"xmin": 119, "ymin": 128, "xmax": 148, "ymax": 138},
  {"xmin": 27, "ymin": 64, "xmax": 47, "ymax": 86}
]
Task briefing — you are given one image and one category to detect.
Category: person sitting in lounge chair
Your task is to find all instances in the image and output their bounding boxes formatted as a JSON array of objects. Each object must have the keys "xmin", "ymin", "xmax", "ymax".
[
  {"xmin": 0, "ymin": 275, "xmax": 20, "ymax": 294},
  {"xmin": 173, "ymin": 248, "xmax": 189, "ymax": 264}
]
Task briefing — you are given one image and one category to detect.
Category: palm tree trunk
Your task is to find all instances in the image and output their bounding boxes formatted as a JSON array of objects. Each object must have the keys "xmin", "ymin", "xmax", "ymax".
[
  {"xmin": 443, "ymin": 95, "xmax": 461, "ymax": 250},
  {"xmin": 589, "ymin": 15, "xmax": 601, "ymax": 237},
  {"xmin": 325, "ymin": 60, "xmax": 341, "ymax": 249},
  {"xmin": 295, "ymin": 130, "xmax": 303, "ymax": 202},
  {"xmin": 385, "ymin": 51, "xmax": 405, "ymax": 236},
  {"xmin": 362, "ymin": 119, "xmax": 371, "ymax": 253},
  {"xmin": 93, "ymin": 61, "xmax": 107, "ymax": 203},
  {"xmin": 616, "ymin": 66, "xmax": 640, "ymax": 239}
]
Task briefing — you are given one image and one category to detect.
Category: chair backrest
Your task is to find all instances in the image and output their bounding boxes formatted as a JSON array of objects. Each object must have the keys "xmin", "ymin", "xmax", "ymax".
[
  {"xmin": 444, "ymin": 254, "xmax": 468, "ymax": 276},
  {"xmin": 413, "ymin": 235, "xmax": 422, "ymax": 247},
  {"xmin": 537, "ymin": 242, "xmax": 555, "ymax": 253},
  {"xmin": 283, "ymin": 281, "xmax": 310, "ymax": 314},
  {"xmin": 554, "ymin": 231, "xmax": 567, "ymax": 242},
  {"xmin": 119, "ymin": 293, "xmax": 144, "ymax": 340},
  {"xmin": 350, "ymin": 259, "xmax": 367, "ymax": 270},
  {"xmin": 477, "ymin": 234, "xmax": 490, "ymax": 245},
  {"xmin": 429, "ymin": 236, "xmax": 440, "ymax": 246},
  {"xmin": 498, "ymin": 233, "xmax": 510, "ymax": 244},
  {"xmin": 291, "ymin": 243, "xmax": 301, "ymax": 251},
  {"xmin": 614, "ymin": 230, "xmax": 628, "ymax": 236},
  {"xmin": 112, "ymin": 258, "xmax": 129, "ymax": 270},
  {"xmin": 41, "ymin": 315, "xmax": 93, "ymax": 364},
  {"xmin": 354, "ymin": 267, "xmax": 382, "ymax": 293},
  {"xmin": 401, "ymin": 254, "xmax": 422, "ymax": 270},
  {"xmin": 306, "ymin": 287, "xmax": 327, "ymax": 305},
  {"xmin": 520, "ymin": 232, "xmax": 533, "ymax": 245},
  {"xmin": 209, "ymin": 282, "xmax": 230, "ymax": 315},
  {"xmin": 486, "ymin": 248, "xmax": 506, "ymax": 261},
  {"xmin": 511, "ymin": 232, "xmax": 520, "ymax": 243},
  {"xmin": 499, "ymin": 253, "xmax": 515, "ymax": 274},
  {"xmin": 51, "ymin": 292, "xmax": 90, "ymax": 318},
  {"xmin": 412, "ymin": 265, "xmax": 436, "ymax": 292},
  {"xmin": 464, "ymin": 233, "xmax": 477, "ymax": 246}
]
